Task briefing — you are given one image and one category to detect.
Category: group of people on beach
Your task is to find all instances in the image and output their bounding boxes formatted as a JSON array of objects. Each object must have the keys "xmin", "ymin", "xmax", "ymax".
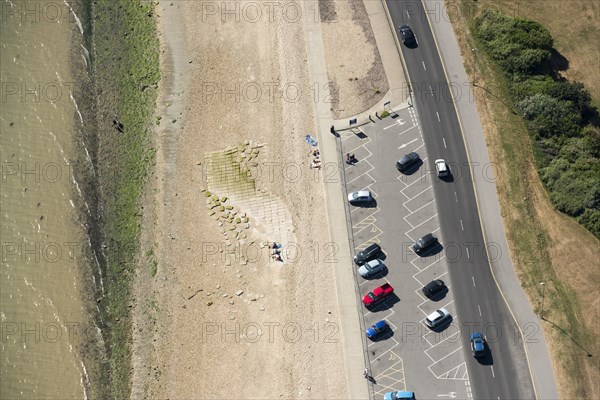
[
  {"xmin": 270, "ymin": 242, "xmax": 283, "ymax": 262},
  {"xmin": 310, "ymin": 149, "xmax": 321, "ymax": 169}
]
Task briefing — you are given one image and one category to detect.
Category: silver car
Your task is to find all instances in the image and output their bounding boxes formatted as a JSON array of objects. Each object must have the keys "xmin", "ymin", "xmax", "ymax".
[
  {"xmin": 424, "ymin": 307, "xmax": 451, "ymax": 328},
  {"xmin": 358, "ymin": 259, "xmax": 386, "ymax": 278}
]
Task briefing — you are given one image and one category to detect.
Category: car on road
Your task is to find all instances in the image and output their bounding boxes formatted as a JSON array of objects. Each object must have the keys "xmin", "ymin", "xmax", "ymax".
[
  {"xmin": 358, "ymin": 259, "xmax": 386, "ymax": 278},
  {"xmin": 347, "ymin": 190, "xmax": 373, "ymax": 205},
  {"xmin": 396, "ymin": 152, "xmax": 420, "ymax": 173},
  {"xmin": 435, "ymin": 159, "xmax": 449, "ymax": 177},
  {"xmin": 366, "ymin": 320, "xmax": 390, "ymax": 340},
  {"xmin": 470, "ymin": 332, "xmax": 487, "ymax": 357},
  {"xmin": 398, "ymin": 24, "xmax": 416, "ymax": 46},
  {"xmin": 353, "ymin": 243, "xmax": 382, "ymax": 266},
  {"xmin": 422, "ymin": 279, "xmax": 446, "ymax": 298},
  {"xmin": 384, "ymin": 391, "xmax": 415, "ymax": 400},
  {"xmin": 412, "ymin": 233, "xmax": 438, "ymax": 255},
  {"xmin": 362, "ymin": 283, "xmax": 394, "ymax": 308},
  {"xmin": 424, "ymin": 307, "xmax": 451, "ymax": 328}
]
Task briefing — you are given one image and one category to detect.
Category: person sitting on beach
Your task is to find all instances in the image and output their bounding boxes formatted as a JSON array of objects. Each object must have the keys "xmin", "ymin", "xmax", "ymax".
[
  {"xmin": 312, "ymin": 149, "xmax": 320, "ymax": 157},
  {"xmin": 311, "ymin": 159, "xmax": 321, "ymax": 169},
  {"xmin": 271, "ymin": 253, "xmax": 282, "ymax": 262}
]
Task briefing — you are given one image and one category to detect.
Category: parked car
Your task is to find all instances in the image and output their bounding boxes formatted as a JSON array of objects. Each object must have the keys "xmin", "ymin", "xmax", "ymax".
[
  {"xmin": 412, "ymin": 233, "xmax": 438, "ymax": 255},
  {"xmin": 470, "ymin": 332, "xmax": 487, "ymax": 358},
  {"xmin": 424, "ymin": 308, "xmax": 451, "ymax": 328},
  {"xmin": 353, "ymin": 243, "xmax": 382, "ymax": 266},
  {"xmin": 366, "ymin": 320, "xmax": 390, "ymax": 340},
  {"xmin": 384, "ymin": 391, "xmax": 415, "ymax": 400},
  {"xmin": 347, "ymin": 190, "xmax": 373, "ymax": 205},
  {"xmin": 396, "ymin": 152, "xmax": 420, "ymax": 173},
  {"xmin": 358, "ymin": 259, "xmax": 386, "ymax": 278},
  {"xmin": 435, "ymin": 159, "xmax": 449, "ymax": 177},
  {"xmin": 422, "ymin": 279, "xmax": 446, "ymax": 298},
  {"xmin": 362, "ymin": 283, "xmax": 394, "ymax": 308},
  {"xmin": 398, "ymin": 24, "xmax": 416, "ymax": 46}
]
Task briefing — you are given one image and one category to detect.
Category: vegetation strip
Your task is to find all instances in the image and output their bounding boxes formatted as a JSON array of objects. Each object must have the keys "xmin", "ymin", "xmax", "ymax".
[{"xmin": 86, "ymin": 0, "xmax": 160, "ymax": 397}]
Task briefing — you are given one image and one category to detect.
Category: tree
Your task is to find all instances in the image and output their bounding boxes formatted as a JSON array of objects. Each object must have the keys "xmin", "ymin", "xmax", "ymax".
[{"xmin": 518, "ymin": 93, "xmax": 581, "ymax": 138}]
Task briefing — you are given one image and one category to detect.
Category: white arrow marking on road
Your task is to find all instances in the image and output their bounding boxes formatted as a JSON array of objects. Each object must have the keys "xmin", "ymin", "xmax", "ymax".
[
  {"xmin": 436, "ymin": 393, "xmax": 457, "ymax": 398},
  {"xmin": 397, "ymin": 118, "xmax": 406, "ymax": 125},
  {"xmin": 398, "ymin": 138, "xmax": 418, "ymax": 149}
]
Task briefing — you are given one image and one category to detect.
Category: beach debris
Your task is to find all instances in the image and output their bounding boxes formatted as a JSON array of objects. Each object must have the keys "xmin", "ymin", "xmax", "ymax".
[
  {"xmin": 188, "ymin": 289, "xmax": 202, "ymax": 300},
  {"xmin": 235, "ymin": 290, "xmax": 244, "ymax": 296},
  {"xmin": 207, "ymin": 301, "xmax": 213, "ymax": 306}
]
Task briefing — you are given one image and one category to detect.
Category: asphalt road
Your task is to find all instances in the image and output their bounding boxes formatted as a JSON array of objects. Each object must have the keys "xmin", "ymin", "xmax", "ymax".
[{"xmin": 385, "ymin": 1, "xmax": 536, "ymax": 399}]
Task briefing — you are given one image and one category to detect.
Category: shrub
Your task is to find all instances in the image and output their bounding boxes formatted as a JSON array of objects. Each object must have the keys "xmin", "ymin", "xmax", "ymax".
[{"xmin": 518, "ymin": 93, "xmax": 581, "ymax": 138}]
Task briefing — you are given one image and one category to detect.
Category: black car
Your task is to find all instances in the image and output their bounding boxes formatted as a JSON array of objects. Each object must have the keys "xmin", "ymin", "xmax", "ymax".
[
  {"xmin": 422, "ymin": 279, "xmax": 446, "ymax": 298},
  {"xmin": 354, "ymin": 243, "xmax": 382, "ymax": 266},
  {"xmin": 412, "ymin": 233, "xmax": 438, "ymax": 255},
  {"xmin": 396, "ymin": 152, "xmax": 421, "ymax": 173},
  {"xmin": 399, "ymin": 24, "xmax": 416, "ymax": 46}
]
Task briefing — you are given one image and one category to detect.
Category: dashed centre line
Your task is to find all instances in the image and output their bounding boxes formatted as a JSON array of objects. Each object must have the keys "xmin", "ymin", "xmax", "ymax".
[
  {"xmin": 436, "ymin": 111, "xmax": 440, "ymax": 121},
  {"xmin": 478, "ymin": 305, "xmax": 482, "ymax": 317},
  {"xmin": 443, "ymin": 137, "xmax": 447, "ymax": 149},
  {"xmin": 466, "ymin": 247, "xmax": 470, "ymax": 259},
  {"xmin": 460, "ymin": 219, "xmax": 464, "ymax": 230},
  {"xmin": 422, "ymin": 60, "xmax": 427, "ymax": 70},
  {"xmin": 472, "ymin": 276, "xmax": 476, "ymax": 287}
]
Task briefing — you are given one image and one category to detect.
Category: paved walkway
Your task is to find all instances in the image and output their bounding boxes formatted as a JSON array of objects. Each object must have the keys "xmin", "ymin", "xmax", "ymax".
[{"xmin": 423, "ymin": 1, "xmax": 559, "ymax": 398}]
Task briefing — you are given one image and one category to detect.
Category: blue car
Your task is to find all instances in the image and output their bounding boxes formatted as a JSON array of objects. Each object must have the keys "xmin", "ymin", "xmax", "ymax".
[
  {"xmin": 470, "ymin": 332, "xmax": 487, "ymax": 357},
  {"xmin": 366, "ymin": 320, "xmax": 390, "ymax": 339},
  {"xmin": 384, "ymin": 391, "xmax": 415, "ymax": 400}
]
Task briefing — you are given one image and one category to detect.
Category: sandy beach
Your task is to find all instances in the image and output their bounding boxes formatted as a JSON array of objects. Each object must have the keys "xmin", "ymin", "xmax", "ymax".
[{"xmin": 130, "ymin": 1, "xmax": 388, "ymax": 398}]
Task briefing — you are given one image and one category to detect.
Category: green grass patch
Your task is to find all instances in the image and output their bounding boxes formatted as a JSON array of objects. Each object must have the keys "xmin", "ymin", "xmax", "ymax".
[{"xmin": 88, "ymin": 0, "xmax": 160, "ymax": 397}]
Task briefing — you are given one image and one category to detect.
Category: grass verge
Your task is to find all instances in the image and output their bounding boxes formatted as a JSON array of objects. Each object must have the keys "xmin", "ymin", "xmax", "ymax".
[
  {"xmin": 87, "ymin": 1, "xmax": 160, "ymax": 397},
  {"xmin": 446, "ymin": 1, "xmax": 599, "ymax": 398}
]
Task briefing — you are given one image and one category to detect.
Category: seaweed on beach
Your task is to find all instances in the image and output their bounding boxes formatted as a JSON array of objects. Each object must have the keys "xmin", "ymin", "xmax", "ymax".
[{"xmin": 82, "ymin": 0, "xmax": 160, "ymax": 398}]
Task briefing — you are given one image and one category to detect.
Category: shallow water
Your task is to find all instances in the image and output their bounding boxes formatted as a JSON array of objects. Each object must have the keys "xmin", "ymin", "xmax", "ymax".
[{"xmin": 1, "ymin": 0, "xmax": 90, "ymax": 398}]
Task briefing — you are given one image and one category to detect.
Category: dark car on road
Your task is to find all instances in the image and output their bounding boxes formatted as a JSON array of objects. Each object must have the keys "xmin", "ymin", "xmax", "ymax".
[
  {"xmin": 470, "ymin": 332, "xmax": 488, "ymax": 358},
  {"xmin": 396, "ymin": 152, "xmax": 420, "ymax": 173},
  {"xmin": 412, "ymin": 233, "xmax": 438, "ymax": 255},
  {"xmin": 354, "ymin": 243, "xmax": 382, "ymax": 266},
  {"xmin": 398, "ymin": 24, "xmax": 416, "ymax": 46},
  {"xmin": 422, "ymin": 279, "xmax": 446, "ymax": 298}
]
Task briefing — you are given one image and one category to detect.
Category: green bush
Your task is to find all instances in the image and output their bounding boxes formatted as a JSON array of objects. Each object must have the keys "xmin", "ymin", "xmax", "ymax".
[{"xmin": 474, "ymin": 8, "xmax": 600, "ymax": 237}]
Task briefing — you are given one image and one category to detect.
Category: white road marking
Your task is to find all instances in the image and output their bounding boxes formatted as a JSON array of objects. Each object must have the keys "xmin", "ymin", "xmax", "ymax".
[
  {"xmin": 491, "ymin": 366, "xmax": 495, "ymax": 378},
  {"xmin": 472, "ymin": 276, "xmax": 476, "ymax": 287},
  {"xmin": 398, "ymin": 138, "xmax": 418, "ymax": 149},
  {"xmin": 437, "ymin": 111, "xmax": 440, "ymax": 121},
  {"xmin": 478, "ymin": 305, "xmax": 482, "ymax": 316},
  {"xmin": 429, "ymin": 85, "xmax": 434, "ymax": 96},
  {"xmin": 395, "ymin": 124, "xmax": 418, "ymax": 135},
  {"xmin": 466, "ymin": 247, "xmax": 470, "ymax": 259},
  {"xmin": 422, "ymin": 60, "xmax": 427, "ymax": 70},
  {"xmin": 454, "ymin": 192, "xmax": 458, "ymax": 202},
  {"xmin": 460, "ymin": 219, "xmax": 464, "ymax": 230},
  {"xmin": 406, "ymin": 10, "xmax": 410, "ymax": 19},
  {"xmin": 443, "ymin": 137, "xmax": 447, "ymax": 148}
]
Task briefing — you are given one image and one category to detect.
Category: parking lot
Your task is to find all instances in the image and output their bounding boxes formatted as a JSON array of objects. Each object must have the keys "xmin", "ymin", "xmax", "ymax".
[{"xmin": 341, "ymin": 107, "xmax": 472, "ymax": 399}]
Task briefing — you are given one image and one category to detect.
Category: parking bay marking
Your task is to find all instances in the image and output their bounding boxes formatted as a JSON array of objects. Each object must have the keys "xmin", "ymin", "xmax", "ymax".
[{"xmin": 398, "ymin": 138, "xmax": 419, "ymax": 149}]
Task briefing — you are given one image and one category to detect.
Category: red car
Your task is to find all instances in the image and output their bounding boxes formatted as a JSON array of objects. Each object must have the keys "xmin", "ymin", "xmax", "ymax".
[{"xmin": 362, "ymin": 283, "xmax": 394, "ymax": 307}]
